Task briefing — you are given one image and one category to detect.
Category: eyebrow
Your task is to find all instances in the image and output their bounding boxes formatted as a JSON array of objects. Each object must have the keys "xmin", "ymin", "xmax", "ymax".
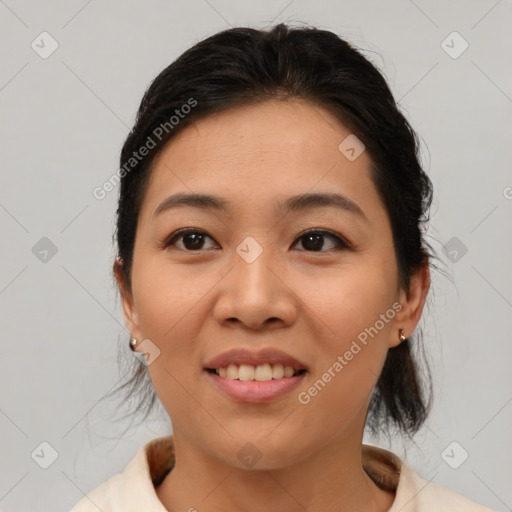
[{"xmin": 153, "ymin": 192, "xmax": 368, "ymax": 222}]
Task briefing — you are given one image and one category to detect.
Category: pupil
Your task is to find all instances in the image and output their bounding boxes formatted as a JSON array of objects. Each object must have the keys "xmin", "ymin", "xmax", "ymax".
[
  {"xmin": 184, "ymin": 233, "xmax": 204, "ymax": 250},
  {"xmin": 305, "ymin": 234, "xmax": 323, "ymax": 251}
]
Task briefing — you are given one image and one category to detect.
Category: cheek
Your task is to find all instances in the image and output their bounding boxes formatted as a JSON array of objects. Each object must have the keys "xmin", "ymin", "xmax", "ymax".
[
  {"xmin": 292, "ymin": 277, "xmax": 394, "ymax": 443},
  {"xmin": 292, "ymin": 258, "xmax": 397, "ymax": 395},
  {"xmin": 296, "ymin": 257, "xmax": 398, "ymax": 346},
  {"xmin": 131, "ymin": 254, "xmax": 215, "ymax": 339},
  {"xmin": 130, "ymin": 254, "xmax": 221, "ymax": 395}
]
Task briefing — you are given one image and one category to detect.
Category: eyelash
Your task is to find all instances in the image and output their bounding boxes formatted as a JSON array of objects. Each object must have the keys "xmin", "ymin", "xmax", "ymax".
[{"xmin": 160, "ymin": 228, "xmax": 351, "ymax": 253}]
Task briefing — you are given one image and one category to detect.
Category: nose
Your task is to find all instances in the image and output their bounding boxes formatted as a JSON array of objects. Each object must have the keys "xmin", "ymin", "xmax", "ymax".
[{"xmin": 211, "ymin": 248, "xmax": 299, "ymax": 331}]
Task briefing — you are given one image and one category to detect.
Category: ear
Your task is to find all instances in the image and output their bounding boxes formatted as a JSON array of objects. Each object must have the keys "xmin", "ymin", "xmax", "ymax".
[
  {"xmin": 389, "ymin": 260, "xmax": 430, "ymax": 348},
  {"xmin": 113, "ymin": 258, "xmax": 142, "ymax": 342}
]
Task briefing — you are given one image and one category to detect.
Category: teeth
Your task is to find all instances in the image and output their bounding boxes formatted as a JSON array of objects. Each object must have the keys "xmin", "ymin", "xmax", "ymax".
[
  {"xmin": 227, "ymin": 364, "xmax": 238, "ymax": 380},
  {"xmin": 283, "ymin": 366, "xmax": 294, "ymax": 378},
  {"xmin": 272, "ymin": 364, "xmax": 284, "ymax": 379},
  {"xmin": 238, "ymin": 364, "xmax": 254, "ymax": 381},
  {"xmin": 214, "ymin": 363, "xmax": 303, "ymax": 381},
  {"xmin": 254, "ymin": 363, "xmax": 272, "ymax": 381}
]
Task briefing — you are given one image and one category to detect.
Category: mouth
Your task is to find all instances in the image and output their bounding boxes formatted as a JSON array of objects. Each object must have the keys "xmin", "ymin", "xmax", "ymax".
[
  {"xmin": 204, "ymin": 364, "xmax": 308, "ymax": 403},
  {"xmin": 203, "ymin": 348, "xmax": 309, "ymax": 403},
  {"xmin": 205, "ymin": 363, "xmax": 307, "ymax": 381}
]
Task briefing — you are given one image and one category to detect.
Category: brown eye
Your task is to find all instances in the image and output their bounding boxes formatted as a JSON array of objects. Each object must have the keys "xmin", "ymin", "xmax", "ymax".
[
  {"xmin": 162, "ymin": 228, "xmax": 349, "ymax": 253},
  {"xmin": 292, "ymin": 230, "xmax": 350, "ymax": 252},
  {"xmin": 164, "ymin": 229, "xmax": 218, "ymax": 251}
]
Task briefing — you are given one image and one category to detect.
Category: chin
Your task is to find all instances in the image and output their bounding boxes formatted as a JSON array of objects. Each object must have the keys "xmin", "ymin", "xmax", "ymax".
[{"xmin": 212, "ymin": 431, "xmax": 307, "ymax": 471}]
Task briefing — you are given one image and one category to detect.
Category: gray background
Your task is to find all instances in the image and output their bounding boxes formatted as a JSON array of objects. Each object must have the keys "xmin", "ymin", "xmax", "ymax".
[{"xmin": 1, "ymin": 0, "xmax": 511, "ymax": 510}]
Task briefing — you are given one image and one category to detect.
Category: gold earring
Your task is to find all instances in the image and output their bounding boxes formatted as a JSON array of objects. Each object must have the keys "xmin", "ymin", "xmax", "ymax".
[
  {"xmin": 399, "ymin": 329, "xmax": 406, "ymax": 342},
  {"xmin": 129, "ymin": 337, "xmax": 138, "ymax": 351}
]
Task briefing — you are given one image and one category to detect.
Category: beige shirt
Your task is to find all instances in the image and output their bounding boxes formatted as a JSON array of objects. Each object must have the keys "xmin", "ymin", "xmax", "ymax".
[{"xmin": 70, "ymin": 435, "xmax": 493, "ymax": 511}]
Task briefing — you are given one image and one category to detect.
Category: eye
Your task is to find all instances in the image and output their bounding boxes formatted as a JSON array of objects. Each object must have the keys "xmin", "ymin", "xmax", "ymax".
[
  {"xmin": 161, "ymin": 228, "xmax": 350, "ymax": 253},
  {"xmin": 162, "ymin": 228, "xmax": 219, "ymax": 251},
  {"xmin": 292, "ymin": 229, "xmax": 350, "ymax": 252}
]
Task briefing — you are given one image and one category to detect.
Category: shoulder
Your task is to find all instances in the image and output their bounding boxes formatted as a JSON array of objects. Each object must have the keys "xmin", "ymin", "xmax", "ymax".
[
  {"xmin": 69, "ymin": 436, "xmax": 174, "ymax": 512},
  {"xmin": 362, "ymin": 444, "xmax": 494, "ymax": 512},
  {"xmin": 69, "ymin": 474, "xmax": 121, "ymax": 512},
  {"xmin": 393, "ymin": 461, "xmax": 495, "ymax": 512}
]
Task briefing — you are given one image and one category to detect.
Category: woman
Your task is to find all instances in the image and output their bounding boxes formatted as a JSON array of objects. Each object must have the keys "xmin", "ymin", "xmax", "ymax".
[{"xmin": 71, "ymin": 23, "xmax": 493, "ymax": 511}]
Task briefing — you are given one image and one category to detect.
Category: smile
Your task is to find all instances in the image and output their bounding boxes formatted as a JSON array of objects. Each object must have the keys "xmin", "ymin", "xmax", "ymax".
[
  {"xmin": 206, "ymin": 363, "xmax": 306, "ymax": 381},
  {"xmin": 205, "ymin": 366, "xmax": 308, "ymax": 403}
]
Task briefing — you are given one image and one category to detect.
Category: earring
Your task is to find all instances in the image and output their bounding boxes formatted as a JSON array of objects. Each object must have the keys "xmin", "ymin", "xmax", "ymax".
[
  {"xmin": 129, "ymin": 337, "xmax": 138, "ymax": 351},
  {"xmin": 399, "ymin": 329, "xmax": 406, "ymax": 342}
]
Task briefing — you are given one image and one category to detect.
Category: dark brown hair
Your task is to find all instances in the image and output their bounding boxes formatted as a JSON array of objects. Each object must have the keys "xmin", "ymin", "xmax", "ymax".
[{"xmin": 110, "ymin": 23, "xmax": 436, "ymax": 437}]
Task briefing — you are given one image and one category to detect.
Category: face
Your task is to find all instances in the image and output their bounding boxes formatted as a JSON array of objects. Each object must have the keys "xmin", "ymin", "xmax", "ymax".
[{"xmin": 117, "ymin": 99, "xmax": 427, "ymax": 469}]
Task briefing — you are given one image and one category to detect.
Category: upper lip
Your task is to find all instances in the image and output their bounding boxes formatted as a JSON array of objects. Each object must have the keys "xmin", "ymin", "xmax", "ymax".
[{"xmin": 204, "ymin": 348, "xmax": 308, "ymax": 371}]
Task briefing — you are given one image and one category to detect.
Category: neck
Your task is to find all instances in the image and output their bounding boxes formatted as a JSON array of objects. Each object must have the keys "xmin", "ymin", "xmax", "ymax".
[{"xmin": 156, "ymin": 429, "xmax": 395, "ymax": 512}]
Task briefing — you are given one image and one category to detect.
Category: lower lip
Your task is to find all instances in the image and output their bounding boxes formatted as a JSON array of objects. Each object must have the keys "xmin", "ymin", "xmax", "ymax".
[{"xmin": 205, "ymin": 370, "xmax": 307, "ymax": 403}]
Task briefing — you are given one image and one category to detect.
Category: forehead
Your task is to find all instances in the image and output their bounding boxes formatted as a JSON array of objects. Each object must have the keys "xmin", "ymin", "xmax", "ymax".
[{"xmin": 139, "ymin": 99, "xmax": 380, "ymax": 220}]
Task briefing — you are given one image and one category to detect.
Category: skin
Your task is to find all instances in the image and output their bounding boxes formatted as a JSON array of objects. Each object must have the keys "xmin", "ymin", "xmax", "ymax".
[{"xmin": 115, "ymin": 99, "xmax": 430, "ymax": 512}]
